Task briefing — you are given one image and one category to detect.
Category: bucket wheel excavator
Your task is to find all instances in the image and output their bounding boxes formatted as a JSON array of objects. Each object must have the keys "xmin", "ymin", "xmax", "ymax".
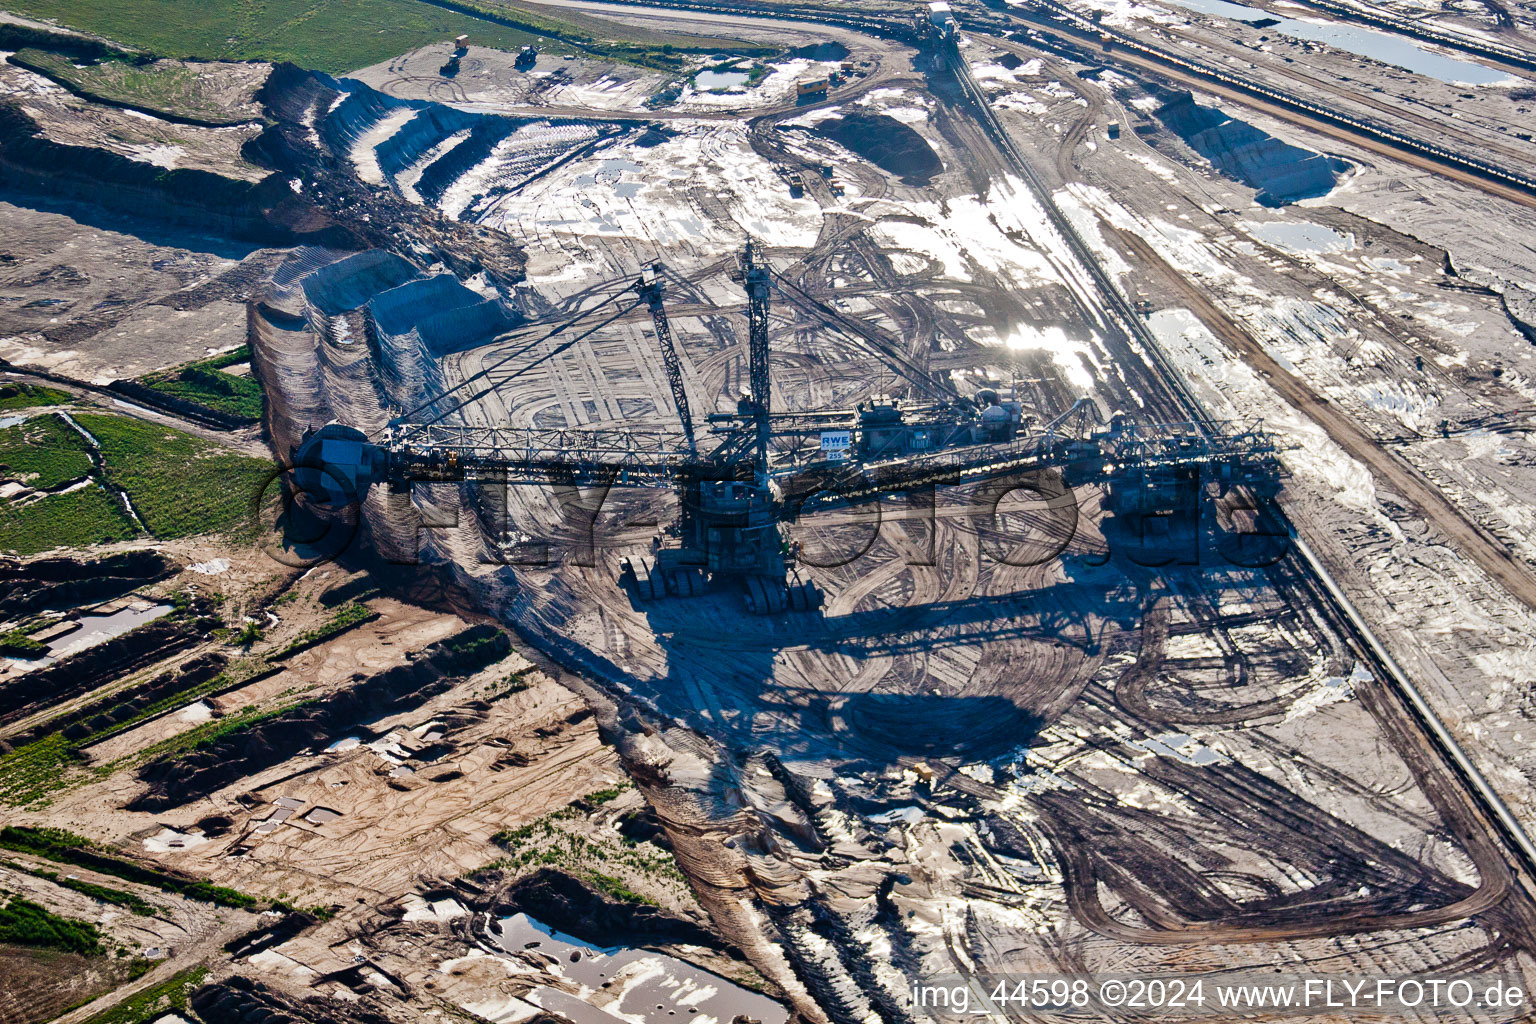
[{"xmin": 294, "ymin": 242, "xmax": 1284, "ymax": 615}]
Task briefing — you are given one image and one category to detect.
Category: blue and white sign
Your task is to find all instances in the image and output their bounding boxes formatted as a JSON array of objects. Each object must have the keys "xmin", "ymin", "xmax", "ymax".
[{"xmin": 820, "ymin": 430, "xmax": 852, "ymax": 461}]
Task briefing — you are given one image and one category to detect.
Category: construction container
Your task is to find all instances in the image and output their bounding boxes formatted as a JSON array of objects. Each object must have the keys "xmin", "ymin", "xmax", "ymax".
[{"xmin": 928, "ymin": 2, "xmax": 958, "ymax": 35}]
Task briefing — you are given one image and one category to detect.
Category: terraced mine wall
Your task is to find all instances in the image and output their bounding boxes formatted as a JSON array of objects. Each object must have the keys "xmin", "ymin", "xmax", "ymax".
[
  {"xmin": 252, "ymin": 247, "xmax": 498, "ymax": 427},
  {"xmin": 242, "ymin": 74, "xmax": 678, "ymax": 661},
  {"xmin": 129, "ymin": 625, "xmax": 510, "ymax": 812},
  {"xmin": 305, "ymin": 63, "xmax": 614, "ymax": 218},
  {"xmin": 0, "ymin": 105, "xmax": 347, "ymax": 245},
  {"xmin": 250, "ymin": 244, "xmax": 521, "ymax": 583},
  {"xmin": 246, "ymin": 65, "xmax": 531, "ymax": 283},
  {"xmin": 1151, "ymin": 89, "xmax": 1345, "ymax": 205}
]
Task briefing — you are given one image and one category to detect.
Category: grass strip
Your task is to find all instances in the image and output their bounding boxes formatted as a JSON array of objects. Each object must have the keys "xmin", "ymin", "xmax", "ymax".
[
  {"xmin": 79, "ymin": 965, "xmax": 208, "ymax": 1024},
  {"xmin": 0, "ymin": 383, "xmax": 70, "ymax": 411},
  {"xmin": 0, "ymin": 827, "xmax": 260, "ymax": 910},
  {"xmin": 136, "ymin": 346, "xmax": 263, "ymax": 422},
  {"xmin": 584, "ymin": 870, "xmax": 653, "ymax": 906},
  {"xmin": 3, "ymin": 862, "xmax": 157, "ymax": 916},
  {"xmin": 268, "ymin": 603, "xmax": 377, "ymax": 661},
  {"xmin": 125, "ymin": 697, "xmax": 313, "ymax": 767}
]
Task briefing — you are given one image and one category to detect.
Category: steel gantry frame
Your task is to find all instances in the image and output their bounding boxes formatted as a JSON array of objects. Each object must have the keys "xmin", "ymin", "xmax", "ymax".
[{"xmin": 736, "ymin": 239, "xmax": 774, "ymax": 483}]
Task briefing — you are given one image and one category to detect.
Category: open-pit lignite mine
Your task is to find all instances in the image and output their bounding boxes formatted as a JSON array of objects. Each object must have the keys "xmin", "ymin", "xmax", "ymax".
[{"xmin": 4, "ymin": 2, "xmax": 1536, "ymax": 1023}]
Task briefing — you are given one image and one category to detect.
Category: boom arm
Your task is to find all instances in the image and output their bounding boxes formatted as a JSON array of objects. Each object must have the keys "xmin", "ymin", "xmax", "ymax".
[
  {"xmin": 388, "ymin": 422, "xmax": 724, "ymax": 486},
  {"xmin": 635, "ymin": 267, "xmax": 696, "ymax": 452}
]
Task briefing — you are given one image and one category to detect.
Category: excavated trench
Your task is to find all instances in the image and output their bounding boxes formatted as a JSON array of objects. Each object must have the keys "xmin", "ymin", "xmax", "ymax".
[
  {"xmin": 6, "ymin": 651, "xmax": 230, "ymax": 750},
  {"xmin": 129, "ymin": 625, "xmax": 509, "ymax": 812},
  {"xmin": 1149, "ymin": 87, "xmax": 1349, "ymax": 205},
  {"xmin": 0, "ymin": 600, "xmax": 220, "ymax": 728},
  {"xmin": 0, "ymin": 550, "xmax": 177, "ymax": 622},
  {"xmin": 490, "ymin": 867, "xmax": 735, "ymax": 953}
]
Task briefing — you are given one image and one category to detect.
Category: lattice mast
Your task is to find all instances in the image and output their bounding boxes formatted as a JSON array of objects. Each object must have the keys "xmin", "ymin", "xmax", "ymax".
[
  {"xmin": 634, "ymin": 266, "xmax": 696, "ymax": 452},
  {"xmin": 739, "ymin": 240, "xmax": 773, "ymax": 485}
]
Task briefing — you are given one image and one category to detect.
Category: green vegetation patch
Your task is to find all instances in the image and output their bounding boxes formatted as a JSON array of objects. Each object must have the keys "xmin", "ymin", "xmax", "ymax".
[
  {"xmin": 0, "ymin": 383, "xmax": 70, "ymax": 411},
  {"xmin": 0, "ymin": 629, "xmax": 48, "ymax": 658},
  {"xmin": 79, "ymin": 965, "xmax": 208, "ymax": 1024},
  {"xmin": 4, "ymin": 0, "xmax": 544, "ymax": 73},
  {"xmin": 269, "ymin": 603, "xmax": 377, "ymax": 660},
  {"xmin": 585, "ymin": 870, "xmax": 651, "ymax": 905},
  {"xmin": 0, "ymin": 413, "xmax": 94, "ymax": 490},
  {"xmin": 0, "ymin": 894, "xmax": 105, "ymax": 955},
  {"xmin": 47, "ymin": 877, "xmax": 155, "ymax": 917},
  {"xmin": 0, "ymin": 482, "xmax": 139, "ymax": 557},
  {"xmin": 6, "ymin": 864, "xmax": 157, "ymax": 916},
  {"xmin": 137, "ymin": 346, "xmax": 263, "ymax": 422},
  {"xmin": 0, "ymin": 827, "xmax": 260, "ymax": 909},
  {"xmin": 0, "ymin": 409, "xmax": 270, "ymax": 554},
  {"xmin": 581, "ymin": 783, "xmax": 629, "ymax": 805},
  {"xmin": 490, "ymin": 782, "xmax": 630, "ymax": 847},
  {"xmin": 0, "ymin": 733, "xmax": 82, "ymax": 807},
  {"xmin": 477, "ymin": 782, "xmax": 675, "ymax": 905},
  {"xmin": 73, "ymin": 413, "xmax": 272, "ymax": 540}
]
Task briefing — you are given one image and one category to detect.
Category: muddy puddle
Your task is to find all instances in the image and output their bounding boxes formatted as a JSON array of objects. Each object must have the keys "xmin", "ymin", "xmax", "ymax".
[
  {"xmin": 695, "ymin": 70, "xmax": 750, "ymax": 91},
  {"xmin": 1246, "ymin": 220, "xmax": 1356, "ymax": 254},
  {"xmin": 4, "ymin": 601, "xmax": 173, "ymax": 674}
]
